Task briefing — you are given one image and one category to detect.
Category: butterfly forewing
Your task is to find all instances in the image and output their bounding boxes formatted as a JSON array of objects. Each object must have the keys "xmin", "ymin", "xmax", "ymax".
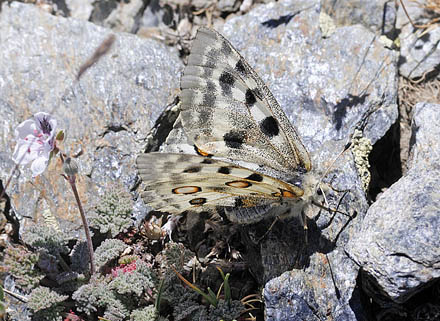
[{"xmin": 180, "ymin": 27, "xmax": 311, "ymax": 177}]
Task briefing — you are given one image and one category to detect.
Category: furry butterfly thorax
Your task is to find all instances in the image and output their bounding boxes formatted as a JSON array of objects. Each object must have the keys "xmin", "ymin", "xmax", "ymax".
[{"xmin": 137, "ymin": 27, "xmax": 321, "ymax": 224}]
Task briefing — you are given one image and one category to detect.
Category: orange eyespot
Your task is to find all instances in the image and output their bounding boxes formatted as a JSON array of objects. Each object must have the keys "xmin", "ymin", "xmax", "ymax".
[
  {"xmin": 172, "ymin": 186, "xmax": 201, "ymax": 194},
  {"xmin": 194, "ymin": 145, "xmax": 212, "ymax": 157},
  {"xmin": 189, "ymin": 198, "xmax": 207, "ymax": 205},
  {"xmin": 225, "ymin": 180, "xmax": 252, "ymax": 188},
  {"xmin": 281, "ymin": 189, "xmax": 296, "ymax": 198},
  {"xmin": 272, "ymin": 189, "xmax": 302, "ymax": 198}
]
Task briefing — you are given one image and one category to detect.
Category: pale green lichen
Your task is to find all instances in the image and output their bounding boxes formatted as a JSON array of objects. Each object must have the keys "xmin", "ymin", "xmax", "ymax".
[
  {"xmin": 130, "ymin": 305, "xmax": 158, "ymax": 321},
  {"xmin": 108, "ymin": 260, "xmax": 156, "ymax": 297},
  {"xmin": 1, "ymin": 245, "xmax": 44, "ymax": 291},
  {"xmin": 73, "ymin": 259, "xmax": 156, "ymax": 320},
  {"xmin": 21, "ymin": 225, "xmax": 69, "ymax": 256},
  {"xmin": 94, "ymin": 238, "xmax": 128, "ymax": 271},
  {"xmin": 90, "ymin": 187, "xmax": 134, "ymax": 237},
  {"xmin": 28, "ymin": 286, "xmax": 68, "ymax": 321},
  {"xmin": 72, "ymin": 276, "xmax": 128, "ymax": 318},
  {"xmin": 319, "ymin": 11, "xmax": 336, "ymax": 38},
  {"xmin": 351, "ymin": 129, "xmax": 373, "ymax": 191}
]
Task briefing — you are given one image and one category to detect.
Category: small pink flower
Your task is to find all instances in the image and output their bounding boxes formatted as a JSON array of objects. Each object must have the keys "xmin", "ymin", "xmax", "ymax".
[
  {"xmin": 111, "ymin": 261, "xmax": 137, "ymax": 277},
  {"xmin": 123, "ymin": 261, "xmax": 137, "ymax": 273},
  {"xmin": 12, "ymin": 112, "xmax": 57, "ymax": 176}
]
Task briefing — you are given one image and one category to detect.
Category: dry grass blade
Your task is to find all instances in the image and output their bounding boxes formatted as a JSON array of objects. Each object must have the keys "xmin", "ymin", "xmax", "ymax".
[
  {"xmin": 400, "ymin": 0, "xmax": 440, "ymax": 30},
  {"xmin": 77, "ymin": 34, "xmax": 116, "ymax": 80}
]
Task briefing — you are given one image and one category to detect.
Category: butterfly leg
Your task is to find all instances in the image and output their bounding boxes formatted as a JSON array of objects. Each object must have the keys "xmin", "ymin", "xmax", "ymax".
[
  {"xmin": 256, "ymin": 216, "xmax": 280, "ymax": 243},
  {"xmin": 312, "ymin": 189, "xmax": 358, "ymax": 243},
  {"xmin": 299, "ymin": 209, "xmax": 308, "ymax": 245}
]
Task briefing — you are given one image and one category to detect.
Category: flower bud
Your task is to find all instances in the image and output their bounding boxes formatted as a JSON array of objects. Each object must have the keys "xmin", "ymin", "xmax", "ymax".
[{"xmin": 63, "ymin": 157, "xmax": 78, "ymax": 176}]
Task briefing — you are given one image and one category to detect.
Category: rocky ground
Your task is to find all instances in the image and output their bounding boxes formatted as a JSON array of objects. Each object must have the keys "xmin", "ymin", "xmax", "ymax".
[{"xmin": 0, "ymin": 0, "xmax": 439, "ymax": 320}]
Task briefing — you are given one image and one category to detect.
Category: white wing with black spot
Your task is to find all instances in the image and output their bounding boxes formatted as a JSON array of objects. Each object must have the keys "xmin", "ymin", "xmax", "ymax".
[{"xmin": 180, "ymin": 27, "xmax": 311, "ymax": 177}]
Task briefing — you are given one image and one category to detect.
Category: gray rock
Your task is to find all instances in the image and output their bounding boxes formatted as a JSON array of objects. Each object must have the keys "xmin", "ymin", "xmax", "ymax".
[
  {"xmin": 265, "ymin": 248, "xmax": 363, "ymax": 321},
  {"xmin": 397, "ymin": 1, "xmax": 440, "ymax": 79},
  {"xmin": 89, "ymin": 0, "xmax": 146, "ymax": 33},
  {"xmin": 221, "ymin": 0, "xmax": 398, "ymax": 146},
  {"xmin": 346, "ymin": 102, "xmax": 440, "ymax": 303},
  {"xmin": 66, "ymin": 0, "xmax": 94, "ymax": 20},
  {"xmin": 321, "ymin": 0, "xmax": 398, "ymax": 37},
  {"xmin": 140, "ymin": 0, "xmax": 163, "ymax": 28},
  {"xmin": 0, "ymin": 2, "xmax": 182, "ymax": 238},
  {"xmin": 153, "ymin": 0, "xmax": 397, "ymax": 319},
  {"xmin": 102, "ymin": 0, "xmax": 146, "ymax": 33},
  {"xmin": 217, "ymin": 0, "xmax": 240, "ymax": 12}
]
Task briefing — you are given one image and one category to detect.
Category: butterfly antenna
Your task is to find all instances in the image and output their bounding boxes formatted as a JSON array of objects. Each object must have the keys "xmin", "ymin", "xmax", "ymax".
[
  {"xmin": 256, "ymin": 216, "xmax": 280, "ymax": 243},
  {"xmin": 314, "ymin": 141, "xmax": 352, "ymax": 192}
]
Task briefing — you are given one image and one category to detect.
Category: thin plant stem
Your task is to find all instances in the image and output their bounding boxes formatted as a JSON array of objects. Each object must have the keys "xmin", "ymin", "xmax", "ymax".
[
  {"xmin": 0, "ymin": 164, "xmax": 19, "ymax": 201},
  {"xmin": 3, "ymin": 288, "xmax": 28, "ymax": 303},
  {"xmin": 67, "ymin": 174, "xmax": 95, "ymax": 274}
]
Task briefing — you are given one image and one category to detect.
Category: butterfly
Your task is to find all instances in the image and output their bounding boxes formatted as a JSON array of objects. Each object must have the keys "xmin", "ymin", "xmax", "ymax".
[{"xmin": 137, "ymin": 27, "xmax": 319, "ymax": 225}]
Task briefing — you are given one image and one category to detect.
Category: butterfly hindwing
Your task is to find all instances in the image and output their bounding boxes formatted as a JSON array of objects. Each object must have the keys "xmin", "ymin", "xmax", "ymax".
[
  {"xmin": 180, "ymin": 27, "xmax": 311, "ymax": 177},
  {"xmin": 136, "ymin": 153, "xmax": 304, "ymax": 217}
]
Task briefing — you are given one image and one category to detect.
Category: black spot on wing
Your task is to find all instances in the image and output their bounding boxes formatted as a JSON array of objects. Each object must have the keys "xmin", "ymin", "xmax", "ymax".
[
  {"xmin": 223, "ymin": 130, "xmax": 246, "ymax": 149},
  {"xmin": 218, "ymin": 167, "xmax": 231, "ymax": 174},
  {"xmin": 245, "ymin": 89, "xmax": 257, "ymax": 106},
  {"xmin": 206, "ymin": 49, "xmax": 220, "ymax": 68},
  {"xmin": 235, "ymin": 198, "xmax": 244, "ymax": 207},
  {"xmin": 198, "ymin": 107, "xmax": 213, "ymax": 125},
  {"xmin": 246, "ymin": 173, "xmax": 263, "ymax": 182},
  {"xmin": 260, "ymin": 116, "xmax": 279, "ymax": 137},
  {"xmin": 211, "ymin": 186, "xmax": 226, "ymax": 193},
  {"xmin": 219, "ymin": 71, "xmax": 235, "ymax": 96},
  {"xmin": 201, "ymin": 158, "xmax": 214, "ymax": 164},
  {"xmin": 202, "ymin": 81, "xmax": 216, "ymax": 108},
  {"xmin": 221, "ymin": 39, "xmax": 232, "ymax": 56},
  {"xmin": 235, "ymin": 59, "xmax": 247, "ymax": 76},
  {"xmin": 183, "ymin": 166, "xmax": 201, "ymax": 173}
]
